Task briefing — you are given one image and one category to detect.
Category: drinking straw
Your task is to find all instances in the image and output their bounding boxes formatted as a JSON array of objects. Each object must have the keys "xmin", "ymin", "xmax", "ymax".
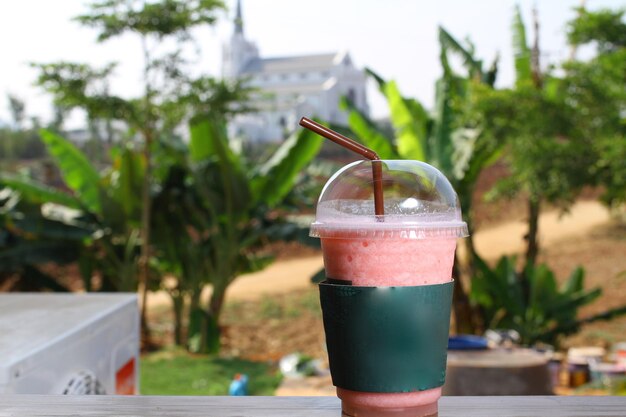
[{"xmin": 299, "ymin": 117, "xmax": 385, "ymax": 216}]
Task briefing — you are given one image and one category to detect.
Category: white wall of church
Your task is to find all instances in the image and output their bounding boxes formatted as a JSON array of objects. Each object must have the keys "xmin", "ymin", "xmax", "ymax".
[{"xmin": 223, "ymin": 2, "xmax": 368, "ymax": 143}]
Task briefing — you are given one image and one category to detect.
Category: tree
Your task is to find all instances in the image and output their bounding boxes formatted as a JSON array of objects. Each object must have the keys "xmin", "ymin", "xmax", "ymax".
[
  {"xmin": 565, "ymin": 7, "xmax": 626, "ymax": 211},
  {"xmin": 0, "ymin": 130, "xmax": 145, "ymax": 294},
  {"xmin": 31, "ymin": 62, "xmax": 121, "ymax": 144},
  {"xmin": 477, "ymin": 5, "xmax": 626, "ymax": 261},
  {"xmin": 463, "ymin": 5, "xmax": 626, "ymax": 344},
  {"xmin": 32, "ymin": 0, "xmax": 227, "ymax": 344},
  {"xmin": 0, "ymin": 175, "xmax": 88, "ymax": 292},
  {"xmin": 340, "ymin": 26, "xmax": 501, "ymax": 333},
  {"xmin": 1, "ymin": 115, "xmax": 324, "ymax": 353},
  {"xmin": 152, "ymin": 115, "xmax": 323, "ymax": 353}
]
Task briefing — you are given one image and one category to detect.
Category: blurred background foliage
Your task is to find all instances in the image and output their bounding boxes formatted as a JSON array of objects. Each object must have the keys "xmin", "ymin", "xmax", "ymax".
[{"xmin": 0, "ymin": 2, "xmax": 625, "ymax": 356}]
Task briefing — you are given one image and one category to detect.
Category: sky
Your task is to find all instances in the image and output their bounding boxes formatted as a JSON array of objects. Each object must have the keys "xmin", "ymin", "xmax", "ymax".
[{"xmin": 0, "ymin": 0, "xmax": 622, "ymax": 128}]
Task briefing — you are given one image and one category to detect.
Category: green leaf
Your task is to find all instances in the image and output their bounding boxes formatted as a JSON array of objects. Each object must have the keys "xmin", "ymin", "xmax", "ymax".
[
  {"xmin": 113, "ymin": 146, "xmax": 144, "ymax": 222},
  {"xmin": 365, "ymin": 68, "xmax": 427, "ymax": 160},
  {"xmin": 189, "ymin": 116, "xmax": 250, "ymax": 213},
  {"xmin": 528, "ymin": 263, "xmax": 558, "ymax": 312},
  {"xmin": 339, "ymin": 96, "xmax": 397, "ymax": 160},
  {"xmin": 430, "ymin": 76, "xmax": 459, "ymax": 175},
  {"xmin": 189, "ymin": 115, "xmax": 237, "ymax": 165},
  {"xmin": 543, "ymin": 76, "xmax": 562, "ymax": 101},
  {"xmin": 252, "ymin": 125, "xmax": 323, "ymax": 208},
  {"xmin": 403, "ymin": 97, "xmax": 430, "ymax": 147},
  {"xmin": 384, "ymin": 81, "xmax": 426, "ymax": 161},
  {"xmin": 39, "ymin": 129, "xmax": 102, "ymax": 215},
  {"xmin": 190, "ymin": 118, "xmax": 218, "ymax": 162},
  {"xmin": 471, "ymin": 255, "xmax": 525, "ymax": 322},
  {"xmin": 561, "ymin": 266, "xmax": 585, "ymax": 295},
  {"xmin": 500, "ymin": 256, "xmax": 526, "ymax": 316},
  {"xmin": 512, "ymin": 5, "xmax": 532, "ymax": 86},
  {"xmin": 311, "ymin": 268, "xmax": 326, "ymax": 284},
  {"xmin": 541, "ymin": 305, "xmax": 626, "ymax": 343},
  {"xmin": 11, "ymin": 215, "xmax": 92, "ymax": 241},
  {"xmin": 551, "ymin": 288, "xmax": 602, "ymax": 313},
  {"xmin": 451, "ymin": 128, "xmax": 481, "ymax": 180},
  {"xmin": 438, "ymin": 26, "xmax": 483, "ymax": 78},
  {"xmin": 365, "ymin": 68, "xmax": 386, "ymax": 92},
  {"xmin": 581, "ymin": 305, "xmax": 626, "ymax": 325},
  {"xmin": 0, "ymin": 174, "xmax": 81, "ymax": 209}
]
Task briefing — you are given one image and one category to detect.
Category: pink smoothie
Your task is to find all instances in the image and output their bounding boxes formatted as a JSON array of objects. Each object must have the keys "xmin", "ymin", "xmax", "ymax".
[
  {"xmin": 311, "ymin": 160, "xmax": 466, "ymax": 416},
  {"xmin": 321, "ymin": 234, "xmax": 456, "ymax": 417},
  {"xmin": 321, "ymin": 237, "xmax": 456, "ymax": 286}
]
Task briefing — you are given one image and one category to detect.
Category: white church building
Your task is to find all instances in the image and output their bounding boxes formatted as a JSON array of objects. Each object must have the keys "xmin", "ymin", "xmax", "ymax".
[{"xmin": 222, "ymin": 0, "xmax": 369, "ymax": 143}]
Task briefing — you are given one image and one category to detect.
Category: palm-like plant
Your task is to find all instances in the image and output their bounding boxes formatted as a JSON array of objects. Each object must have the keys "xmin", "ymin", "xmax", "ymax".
[
  {"xmin": 0, "ymin": 178, "xmax": 89, "ymax": 291},
  {"xmin": 471, "ymin": 255, "xmax": 626, "ymax": 346},
  {"xmin": 340, "ymin": 26, "xmax": 502, "ymax": 333},
  {"xmin": 1, "ymin": 119, "xmax": 323, "ymax": 353},
  {"xmin": 151, "ymin": 115, "xmax": 323, "ymax": 353},
  {"xmin": 0, "ymin": 130, "xmax": 145, "ymax": 292}
]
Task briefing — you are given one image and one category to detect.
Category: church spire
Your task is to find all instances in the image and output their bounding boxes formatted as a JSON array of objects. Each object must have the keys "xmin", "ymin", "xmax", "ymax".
[{"xmin": 234, "ymin": 0, "xmax": 244, "ymax": 35}]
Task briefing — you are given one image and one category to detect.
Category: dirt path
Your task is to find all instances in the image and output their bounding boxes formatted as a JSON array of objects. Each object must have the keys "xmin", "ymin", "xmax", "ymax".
[
  {"xmin": 473, "ymin": 201, "xmax": 610, "ymax": 258},
  {"xmin": 146, "ymin": 200, "xmax": 611, "ymax": 309}
]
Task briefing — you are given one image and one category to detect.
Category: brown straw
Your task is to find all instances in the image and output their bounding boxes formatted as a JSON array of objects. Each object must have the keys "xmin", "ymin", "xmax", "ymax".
[{"xmin": 299, "ymin": 117, "xmax": 385, "ymax": 216}]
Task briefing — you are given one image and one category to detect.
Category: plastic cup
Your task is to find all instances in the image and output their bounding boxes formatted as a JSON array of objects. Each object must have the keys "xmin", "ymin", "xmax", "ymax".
[{"xmin": 311, "ymin": 160, "xmax": 468, "ymax": 417}]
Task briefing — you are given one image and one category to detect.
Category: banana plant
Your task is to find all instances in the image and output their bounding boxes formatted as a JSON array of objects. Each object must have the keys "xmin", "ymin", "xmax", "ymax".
[
  {"xmin": 0, "ymin": 130, "xmax": 145, "ymax": 292},
  {"xmin": 0, "ymin": 183, "xmax": 89, "ymax": 291},
  {"xmin": 340, "ymin": 26, "xmax": 502, "ymax": 333},
  {"xmin": 471, "ymin": 255, "xmax": 626, "ymax": 346},
  {"xmin": 151, "ymin": 114, "xmax": 323, "ymax": 353}
]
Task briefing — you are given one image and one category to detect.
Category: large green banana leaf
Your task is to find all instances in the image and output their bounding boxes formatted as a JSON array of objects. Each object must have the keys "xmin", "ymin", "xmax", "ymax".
[
  {"xmin": 560, "ymin": 266, "xmax": 585, "ymax": 295},
  {"xmin": 189, "ymin": 116, "xmax": 250, "ymax": 214},
  {"xmin": 0, "ymin": 174, "xmax": 81, "ymax": 209},
  {"xmin": 9, "ymin": 214, "xmax": 93, "ymax": 240},
  {"xmin": 512, "ymin": 5, "xmax": 532, "ymax": 85},
  {"xmin": 40, "ymin": 129, "xmax": 103, "ymax": 215},
  {"xmin": 438, "ymin": 26, "xmax": 483, "ymax": 78},
  {"xmin": 384, "ymin": 81, "xmax": 427, "ymax": 161},
  {"xmin": 110, "ymin": 145, "xmax": 144, "ymax": 223},
  {"xmin": 365, "ymin": 69, "xmax": 427, "ymax": 161},
  {"xmin": 190, "ymin": 116, "xmax": 234, "ymax": 164},
  {"xmin": 430, "ymin": 77, "xmax": 456, "ymax": 175},
  {"xmin": 251, "ymin": 124, "xmax": 324, "ymax": 208},
  {"xmin": 339, "ymin": 97, "xmax": 397, "ymax": 160}
]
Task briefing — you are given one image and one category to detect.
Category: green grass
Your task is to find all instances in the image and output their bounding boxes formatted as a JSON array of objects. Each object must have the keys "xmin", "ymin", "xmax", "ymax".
[{"xmin": 140, "ymin": 348, "xmax": 282, "ymax": 395}]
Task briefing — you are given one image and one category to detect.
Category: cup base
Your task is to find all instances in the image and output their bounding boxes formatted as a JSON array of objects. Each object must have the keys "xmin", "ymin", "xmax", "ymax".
[{"xmin": 341, "ymin": 400, "xmax": 438, "ymax": 417}]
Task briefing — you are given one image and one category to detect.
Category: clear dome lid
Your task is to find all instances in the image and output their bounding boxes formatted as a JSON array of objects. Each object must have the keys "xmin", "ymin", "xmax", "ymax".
[{"xmin": 310, "ymin": 160, "xmax": 468, "ymax": 239}]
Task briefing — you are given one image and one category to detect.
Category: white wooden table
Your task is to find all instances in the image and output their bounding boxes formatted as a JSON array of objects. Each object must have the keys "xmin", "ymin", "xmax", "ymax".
[{"xmin": 1, "ymin": 395, "xmax": 625, "ymax": 416}]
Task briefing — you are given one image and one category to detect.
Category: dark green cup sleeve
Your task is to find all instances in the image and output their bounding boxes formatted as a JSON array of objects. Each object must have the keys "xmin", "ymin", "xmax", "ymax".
[{"xmin": 319, "ymin": 280, "xmax": 454, "ymax": 393}]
